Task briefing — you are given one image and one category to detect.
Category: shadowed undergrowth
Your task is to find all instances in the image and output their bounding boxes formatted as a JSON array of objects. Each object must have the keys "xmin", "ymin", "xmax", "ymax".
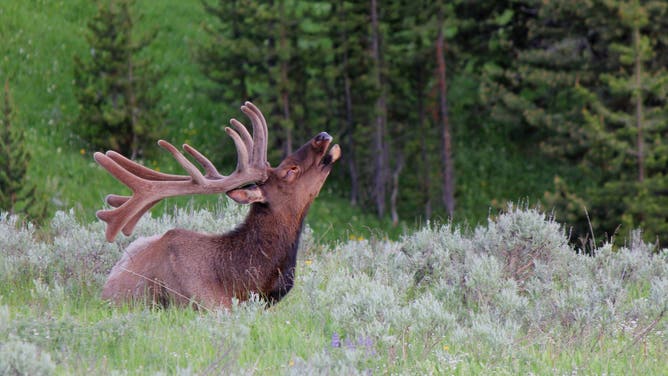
[{"xmin": 0, "ymin": 203, "xmax": 666, "ymax": 375}]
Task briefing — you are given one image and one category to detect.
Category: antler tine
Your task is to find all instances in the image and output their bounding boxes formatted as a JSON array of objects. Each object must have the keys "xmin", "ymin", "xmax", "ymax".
[
  {"xmin": 106, "ymin": 194, "xmax": 130, "ymax": 208},
  {"xmin": 101, "ymin": 194, "xmax": 160, "ymax": 237},
  {"xmin": 119, "ymin": 199, "xmax": 161, "ymax": 236},
  {"xmin": 102, "ymin": 193, "xmax": 161, "ymax": 236},
  {"xmin": 229, "ymin": 118, "xmax": 254, "ymax": 159},
  {"xmin": 241, "ymin": 101, "xmax": 268, "ymax": 167},
  {"xmin": 225, "ymin": 126, "xmax": 251, "ymax": 172},
  {"xmin": 105, "ymin": 151, "xmax": 189, "ymax": 182},
  {"xmin": 96, "ymin": 197, "xmax": 157, "ymax": 241},
  {"xmin": 94, "ymin": 152, "xmax": 144, "ymax": 189},
  {"xmin": 157, "ymin": 140, "xmax": 207, "ymax": 186},
  {"xmin": 183, "ymin": 144, "xmax": 224, "ymax": 179},
  {"xmin": 94, "ymin": 152, "xmax": 158, "ymax": 240},
  {"xmin": 95, "ymin": 101, "xmax": 272, "ymax": 242}
]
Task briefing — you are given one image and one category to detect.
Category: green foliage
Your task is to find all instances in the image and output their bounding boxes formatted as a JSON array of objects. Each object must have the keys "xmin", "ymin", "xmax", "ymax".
[
  {"xmin": 0, "ymin": 81, "xmax": 46, "ymax": 221},
  {"xmin": 571, "ymin": 0, "xmax": 668, "ymax": 244},
  {"xmin": 3, "ymin": 0, "xmax": 668, "ymax": 249},
  {"xmin": 197, "ymin": 0, "xmax": 307, "ymax": 160},
  {"xmin": 1, "ymin": 205, "xmax": 666, "ymax": 374},
  {"xmin": 197, "ymin": 0, "xmax": 266, "ymax": 102},
  {"xmin": 73, "ymin": 0, "xmax": 164, "ymax": 158},
  {"xmin": 480, "ymin": 0, "xmax": 668, "ymax": 246},
  {"xmin": 0, "ymin": 0, "xmax": 572, "ymax": 236}
]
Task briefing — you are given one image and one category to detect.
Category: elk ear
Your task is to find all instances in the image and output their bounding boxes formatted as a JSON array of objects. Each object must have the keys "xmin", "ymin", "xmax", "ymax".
[{"xmin": 226, "ymin": 185, "xmax": 266, "ymax": 204}]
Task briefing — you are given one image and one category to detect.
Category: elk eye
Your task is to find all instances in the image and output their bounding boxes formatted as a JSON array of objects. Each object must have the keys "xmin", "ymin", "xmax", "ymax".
[{"xmin": 284, "ymin": 166, "xmax": 300, "ymax": 181}]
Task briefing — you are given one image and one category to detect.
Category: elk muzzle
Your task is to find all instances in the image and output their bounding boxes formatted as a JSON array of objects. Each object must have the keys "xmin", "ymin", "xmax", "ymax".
[{"xmin": 312, "ymin": 132, "xmax": 341, "ymax": 168}]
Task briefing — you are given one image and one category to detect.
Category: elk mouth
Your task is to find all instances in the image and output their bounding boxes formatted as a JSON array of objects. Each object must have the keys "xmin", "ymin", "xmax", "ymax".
[
  {"xmin": 313, "ymin": 132, "xmax": 341, "ymax": 169},
  {"xmin": 321, "ymin": 144, "xmax": 341, "ymax": 168}
]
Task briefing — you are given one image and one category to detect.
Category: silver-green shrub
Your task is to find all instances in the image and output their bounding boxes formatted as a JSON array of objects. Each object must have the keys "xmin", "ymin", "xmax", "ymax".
[
  {"xmin": 301, "ymin": 203, "xmax": 667, "ymax": 370},
  {"xmin": 0, "ymin": 338, "xmax": 56, "ymax": 376},
  {"xmin": 0, "ymin": 213, "xmax": 42, "ymax": 279},
  {"xmin": 471, "ymin": 204, "xmax": 571, "ymax": 288},
  {"xmin": 1, "ymin": 202, "xmax": 666, "ymax": 373},
  {"xmin": 0, "ymin": 199, "xmax": 265, "ymax": 290}
]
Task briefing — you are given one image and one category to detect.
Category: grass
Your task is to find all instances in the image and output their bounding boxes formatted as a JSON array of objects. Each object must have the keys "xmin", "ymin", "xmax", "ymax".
[
  {"xmin": 5, "ymin": 274, "xmax": 664, "ymax": 375},
  {"xmin": 1, "ymin": 205, "xmax": 666, "ymax": 374}
]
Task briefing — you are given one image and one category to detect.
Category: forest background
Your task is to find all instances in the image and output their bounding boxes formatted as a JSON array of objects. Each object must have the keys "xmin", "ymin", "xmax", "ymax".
[{"xmin": 1, "ymin": 0, "xmax": 667, "ymax": 247}]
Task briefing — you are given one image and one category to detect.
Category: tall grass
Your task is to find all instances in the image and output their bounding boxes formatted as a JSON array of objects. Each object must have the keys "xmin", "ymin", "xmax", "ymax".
[{"xmin": 0, "ymin": 203, "xmax": 666, "ymax": 374}]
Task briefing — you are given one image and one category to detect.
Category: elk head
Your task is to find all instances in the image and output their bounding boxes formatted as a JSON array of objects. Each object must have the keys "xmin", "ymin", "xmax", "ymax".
[
  {"xmin": 228, "ymin": 132, "xmax": 339, "ymax": 212},
  {"xmin": 95, "ymin": 102, "xmax": 340, "ymax": 309}
]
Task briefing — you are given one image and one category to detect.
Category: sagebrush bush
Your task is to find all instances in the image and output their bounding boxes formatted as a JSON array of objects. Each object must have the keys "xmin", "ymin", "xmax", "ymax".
[
  {"xmin": 472, "ymin": 204, "xmax": 571, "ymax": 287},
  {"xmin": 0, "ymin": 203, "xmax": 666, "ymax": 374},
  {"xmin": 0, "ymin": 200, "xmax": 256, "ymax": 290},
  {"xmin": 305, "ymin": 204, "xmax": 666, "ymax": 371},
  {"xmin": 0, "ymin": 213, "xmax": 41, "ymax": 279},
  {"xmin": 0, "ymin": 338, "xmax": 56, "ymax": 376}
]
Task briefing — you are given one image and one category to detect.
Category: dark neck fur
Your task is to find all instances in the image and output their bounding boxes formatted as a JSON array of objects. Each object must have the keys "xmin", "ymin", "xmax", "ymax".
[{"xmin": 219, "ymin": 202, "xmax": 309, "ymax": 303}]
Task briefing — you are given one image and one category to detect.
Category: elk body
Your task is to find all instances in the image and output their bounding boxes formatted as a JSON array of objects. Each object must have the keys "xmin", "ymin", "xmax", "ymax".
[{"xmin": 95, "ymin": 102, "xmax": 340, "ymax": 309}]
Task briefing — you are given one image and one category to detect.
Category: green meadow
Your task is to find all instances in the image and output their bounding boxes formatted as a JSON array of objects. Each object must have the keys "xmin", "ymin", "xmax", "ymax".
[{"xmin": 1, "ymin": 205, "xmax": 666, "ymax": 374}]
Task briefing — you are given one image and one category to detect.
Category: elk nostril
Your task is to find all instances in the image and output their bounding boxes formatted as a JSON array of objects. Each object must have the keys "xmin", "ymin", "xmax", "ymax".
[{"xmin": 315, "ymin": 132, "xmax": 332, "ymax": 142}]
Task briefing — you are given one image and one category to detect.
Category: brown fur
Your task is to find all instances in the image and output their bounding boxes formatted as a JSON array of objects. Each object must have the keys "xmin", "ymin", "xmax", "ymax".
[{"xmin": 101, "ymin": 133, "xmax": 340, "ymax": 309}]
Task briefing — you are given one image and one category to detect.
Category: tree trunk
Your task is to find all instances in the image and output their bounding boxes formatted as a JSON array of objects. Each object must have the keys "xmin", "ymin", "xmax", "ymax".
[
  {"xmin": 279, "ymin": 0, "xmax": 292, "ymax": 155},
  {"xmin": 281, "ymin": 88, "xmax": 292, "ymax": 155},
  {"xmin": 390, "ymin": 154, "xmax": 404, "ymax": 227},
  {"xmin": 370, "ymin": 0, "xmax": 388, "ymax": 218},
  {"xmin": 335, "ymin": 0, "xmax": 360, "ymax": 206},
  {"xmin": 417, "ymin": 69, "xmax": 432, "ymax": 220},
  {"xmin": 634, "ymin": 26, "xmax": 644, "ymax": 183},
  {"xmin": 344, "ymin": 67, "xmax": 359, "ymax": 206},
  {"xmin": 127, "ymin": 35, "xmax": 139, "ymax": 160},
  {"xmin": 265, "ymin": 0, "xmax": 285, "ymax": 158},
  {"xmin": 436, "ymin": 9, "xmax": 455, "ymax": 217},
  {"xmin": 231, "ymin": 1, "xmax": 248, "ymax": 100}
]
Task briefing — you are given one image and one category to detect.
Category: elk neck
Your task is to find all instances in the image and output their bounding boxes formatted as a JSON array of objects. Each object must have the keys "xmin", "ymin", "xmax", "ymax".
[
  {"xmin": 216, "ymin": 200, "xmax": 312, "ymax": 302},
  {"xmin": 233, "ymin": 201, "xmax": 309, "ymax": 254}
]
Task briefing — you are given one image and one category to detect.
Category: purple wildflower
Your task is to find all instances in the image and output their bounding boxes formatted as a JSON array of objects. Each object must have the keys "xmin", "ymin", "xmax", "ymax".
[
  {"xmin": 331, "ymin": 332, "xmax": 341, "ymax": 348},
  {"xmin": 362, "ymin": 336, "xmax": 376, "ymax": 355}
]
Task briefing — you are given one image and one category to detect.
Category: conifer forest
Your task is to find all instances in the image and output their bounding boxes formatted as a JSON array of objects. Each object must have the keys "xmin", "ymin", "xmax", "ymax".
[{"xmin": 1, "ymin": 0, "xmax": 667, "ymax": 246}]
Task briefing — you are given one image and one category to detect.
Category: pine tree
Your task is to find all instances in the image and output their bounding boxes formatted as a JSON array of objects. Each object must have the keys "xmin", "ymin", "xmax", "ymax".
[
  {"xmin": 73, "ymin": 0, "xmax": 163, "ymax": 159},
  {"xmin": 434, "ymin": 3, "xmax": 457, "ymax": 218},
  {"xmin": 198, "ymin": 0, "xmax": 261, "ymax": 104},
  {"xmin": 481, "ymin": 0, "xmax": 668, "ymax": 245},
  {"xmin": 369, "ymin": 0, "xmax": 389, "ymax": 218},
  {"xmin": 480, "ymin": 0, "xmax": 602, "ymax": 156},
  {"xmin": 325, "ymin": 0, "xmax": 375, "ymax": 207},
  {"xmin": 384, "ymin": 0, "xmax": 451, "ymax": 221},
  {"xmin": 198, "ymin": 0, "xmax": 309, "ymax": 161},
  {"xmin": 572, "ymin": 0, "xmax": 668, "ymax": 244},
  {"xmin": 0, "ymin": 81, "xmax": 45, "ymax": 220}
]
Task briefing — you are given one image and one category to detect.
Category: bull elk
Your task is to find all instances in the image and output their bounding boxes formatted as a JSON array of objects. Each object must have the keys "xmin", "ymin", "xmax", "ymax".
[{"xmin": 94, "ymin": 102, "xmax": 341, "ymax": 309}]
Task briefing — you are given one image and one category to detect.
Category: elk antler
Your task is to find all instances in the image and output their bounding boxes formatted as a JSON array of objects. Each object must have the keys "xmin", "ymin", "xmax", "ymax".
[{"xmin": 94, "ymin": 101, "xmax": 269, "ymax": 242}]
